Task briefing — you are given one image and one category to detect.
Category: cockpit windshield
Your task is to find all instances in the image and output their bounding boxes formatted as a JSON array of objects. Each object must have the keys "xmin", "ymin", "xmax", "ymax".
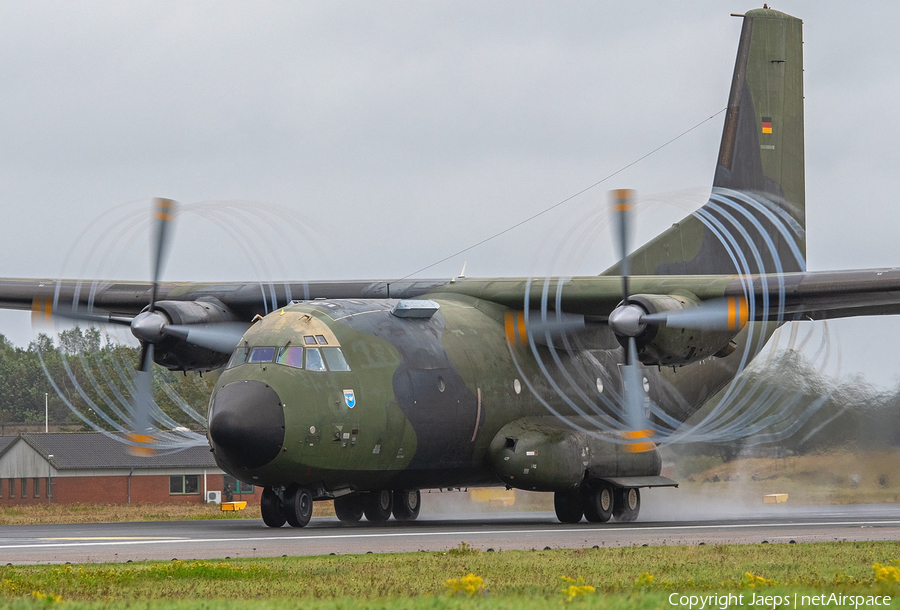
[{"xmin": 227, "ymin": 345, "xmax": 351, "ymax": 372}]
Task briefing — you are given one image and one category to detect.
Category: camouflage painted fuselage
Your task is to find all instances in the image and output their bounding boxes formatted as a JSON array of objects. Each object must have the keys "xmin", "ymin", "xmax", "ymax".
[{"xmin": 208, "ymin": 292, "xmax": 773, "ymax": 494}]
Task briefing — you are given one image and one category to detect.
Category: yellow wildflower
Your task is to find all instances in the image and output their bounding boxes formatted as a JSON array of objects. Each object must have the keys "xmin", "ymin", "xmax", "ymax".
[
  {"xmin": 561, "ymin": 575, "xmax": 595, "ymax": 602},
  {"xmin": 743, "ymin": 572, "xmax": 775, "ymax": 587},
  {"xmin": 31, "ymin": 590, "xmax": 63, "ymax": 604},
  {"xmin": 636, "ymin": 572, "xmax": 655, "ymax": 587},
  {"xmin": 445, "ymin": 573, "xmax": 485, "ymax": 597},
  {"xmin": 873, "ymin": 562, "xmax": 900, "ymax": 584}
]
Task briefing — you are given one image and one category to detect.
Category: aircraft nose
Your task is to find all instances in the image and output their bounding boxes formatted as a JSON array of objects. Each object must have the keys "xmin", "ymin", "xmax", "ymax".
[{"xmin": 209, "ymin": 380, "xmax": 285, "ymax": 470}]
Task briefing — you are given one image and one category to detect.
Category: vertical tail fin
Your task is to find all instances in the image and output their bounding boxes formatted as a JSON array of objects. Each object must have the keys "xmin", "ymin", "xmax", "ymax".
[{"xmin": 604, "ymin": 7, "xmax": 805, "ymax": 277}]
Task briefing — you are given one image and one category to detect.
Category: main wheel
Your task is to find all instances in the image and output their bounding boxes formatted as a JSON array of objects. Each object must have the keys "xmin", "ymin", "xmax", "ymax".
[
  {"xmin": 334, "ymin": 494, "xmax": 364, "ymax": 523},
  {"xmin": 261, "ymin": 487, "xmax": 286, "ymax": 528},
  {"xmin": 363, "ymin": 489, "xmax": 393, "ymax": 522},
  {"xmin": 612, "ymin": 487, "xmax": 640, "ymax": 522},
  {"xmin": 553, "ymin": 490, "xmax": 584, "ymax": 524},
  {"xmin": 583, "ymin": 482, "xmax": 613, "ymax": 523},
  {"xmin": 392, "ymin": 490, "xmax": 421, "ymax": 521},
  {"xmin": 285, "ymin": 486, "xmax": 314, "ymax": 528}
]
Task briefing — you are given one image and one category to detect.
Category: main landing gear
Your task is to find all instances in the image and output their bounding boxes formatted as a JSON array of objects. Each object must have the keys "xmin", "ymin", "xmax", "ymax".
[
  {"xmin": 262, "ymin": 487, "xmax": 422, "ymax": 528},
  {"xmin": 553, "ymin": 483, "xmax": 639, "ymax": 524},
  {"xmin": 348, "ymin": 489, "xmax": 421, "ymax": 523}
]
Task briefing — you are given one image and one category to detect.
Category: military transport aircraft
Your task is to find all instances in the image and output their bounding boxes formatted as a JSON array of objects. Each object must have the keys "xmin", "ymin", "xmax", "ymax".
[{"xmin": 3, "ymin": 6, "xmax": 900, "ymax": 527}]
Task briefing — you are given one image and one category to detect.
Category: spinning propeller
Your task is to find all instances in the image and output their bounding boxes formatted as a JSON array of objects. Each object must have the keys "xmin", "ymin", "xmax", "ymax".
[
  {"xmin": 605, "ymin": 189, "xmax": 748, "ymax": 451},
  {"xmin": 38, "ymin": 198, "xmax": 247, "ymax": 455},
  {"xmin": 503, "ymin": 190, "xmax": 751, "ymax": 452}
]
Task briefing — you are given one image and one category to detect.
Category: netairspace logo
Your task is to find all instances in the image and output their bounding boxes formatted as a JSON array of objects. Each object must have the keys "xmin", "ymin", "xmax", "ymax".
[{"xmin": 668, "ymin": 593, "xmax": 893, "ymax": 610}]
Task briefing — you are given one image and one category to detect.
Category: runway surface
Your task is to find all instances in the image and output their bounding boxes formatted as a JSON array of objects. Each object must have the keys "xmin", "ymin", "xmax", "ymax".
[{"xmin": 2, "ymin": 503, "xmax": 899, "ymax": 564}]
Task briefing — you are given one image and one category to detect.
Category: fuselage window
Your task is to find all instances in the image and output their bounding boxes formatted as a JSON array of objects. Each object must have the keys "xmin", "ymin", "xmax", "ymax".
[
  {"xmin": 306, "ymin": 347, "xmax": 326, "ymax": 371},
  {"xmin": 303, "ymin": 335, "xmax": 317, "ymax": 345},
  {"xmin": 322, "ymin": 347, "xmax": 350, "ymax": 371},
  {"xmin": 248, "ymin": 347, "xmax": 276, "ymax": 363},
  {"xmin": 276, "ymin": 346, "xmax": 304, "ymax": 368},
  {"xmin": 227, "ymin": 347, "xmax": 249, "ymax": 368},
  {"xmin": 315, "ymin": 335, "xmax": 328, "ymax": 345}
]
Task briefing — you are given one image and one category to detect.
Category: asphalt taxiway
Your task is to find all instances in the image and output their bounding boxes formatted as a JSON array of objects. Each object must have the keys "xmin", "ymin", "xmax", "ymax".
[{"xmin": 1, "ymin": 503, "xmax": 899, "ymax": 564}]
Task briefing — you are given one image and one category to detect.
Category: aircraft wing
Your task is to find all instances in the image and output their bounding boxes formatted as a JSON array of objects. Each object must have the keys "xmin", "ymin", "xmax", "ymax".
[
  {"xmin": 1, "ymin": 278, "xmax": 454, "ymax": 321},
  {"xmin": 431, "ymin": 268, "xmax": 900, "ymax": 322},
  {"xmin": 4, "ymin": 267, "xmax": 900, "ymax": 324}
]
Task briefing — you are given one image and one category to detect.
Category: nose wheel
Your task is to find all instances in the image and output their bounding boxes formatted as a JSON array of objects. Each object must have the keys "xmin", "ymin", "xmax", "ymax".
[
  {"xmin": 285, "ymin": 485, "xmax": 314, "ymax": 528},
  {"xmin": 261, "ymin": 487, "xmax": 287, "ymax": 528}
]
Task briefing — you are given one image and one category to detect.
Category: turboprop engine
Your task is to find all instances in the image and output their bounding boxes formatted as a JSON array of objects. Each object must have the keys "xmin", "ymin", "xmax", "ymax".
[
  {"xmin": 608, "ymin": 293, "xmax": 743, "ymax": 367},
  {"xmin": 130, "ymin": 298, "xmax": 244, "ymax": 371}
]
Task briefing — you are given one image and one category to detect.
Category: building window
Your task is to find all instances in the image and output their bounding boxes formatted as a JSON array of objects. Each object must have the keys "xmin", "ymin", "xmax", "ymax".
[
  {"xmin": 169, "ymin": 475, "xmax": 201, "ymax": 495},
  {"xmin": 21, "ymin": 478, "xmax": 27, "ymax": 498},
  {"xmin": 0, "ymin": 479, "xmax": 3, "ymax": 498},
  {"xmin": 33, "ymin": 478, "xmax": 40, "ymax": 498},
  {"xmin": 223, "ymin": 475, "xmax": 254, "ymax": 499},
  {"xmin": 47, "ymin": 477, "xmax": 52, "ymax": 498},
  {"xmin": 9, "ymin": 478, "xmax": 14, "ymax": 498}
]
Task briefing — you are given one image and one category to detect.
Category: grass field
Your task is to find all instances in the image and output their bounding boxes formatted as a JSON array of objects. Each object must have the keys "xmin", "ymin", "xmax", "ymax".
[
  {"xmin": 1, "ymin": 541, "xmax": 898, "ymax": 608},
  {"xmin": 0, "ymin": 500, "xmax": 337, "ymax": 526}
]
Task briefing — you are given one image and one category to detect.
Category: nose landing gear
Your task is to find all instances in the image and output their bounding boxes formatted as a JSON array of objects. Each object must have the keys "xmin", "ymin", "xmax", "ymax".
[
  {"xmin": 262, "ymin": 487, "xmax": 424, "ymax": 527},
  {"xmin": 261, "ymin": 485, "xmax": 313, "ymax": 528},
  {"xmin": 285, "ymin": 485, "xmax": 314, "ymax": 527},
  {"xmin": 261, "ymin": 487, "xmax": 286, "ymax": 528}
]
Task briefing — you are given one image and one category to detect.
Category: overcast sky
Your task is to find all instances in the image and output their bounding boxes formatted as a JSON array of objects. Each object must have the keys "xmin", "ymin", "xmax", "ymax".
[{"xmin": 1, "ymin": 2, "xmax": 898, "ymax": 387}]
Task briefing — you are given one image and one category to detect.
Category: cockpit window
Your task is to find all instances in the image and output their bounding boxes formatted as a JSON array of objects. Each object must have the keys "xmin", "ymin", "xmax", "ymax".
[
  {"xmin": 305, "ymin": 347, "xmax": 326, "ymax": 372},
  {"xmin": 315, "ymin": 335, "xmax": 328, "ymax": 345},
  {"xmin": 303, "ymin": 335, "xmax": 317, "ymax": 345},
  {"xmin": 276, "ymin": 346, "xmax": 304, "ymax": 368},
  {"xmin": 227, "ymin": 347, "xmax": 249, "ymax": 368},
  {"xmin": 322, "ymin": 347, "xmax": 350, "ymax": 371},
  {"xmin": 248, "ymin": 347, "xmax": 276, "ymax": 363}
]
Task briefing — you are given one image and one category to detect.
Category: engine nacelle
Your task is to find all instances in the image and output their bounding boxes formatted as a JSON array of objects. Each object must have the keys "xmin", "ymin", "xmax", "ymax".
[
  {"xmin": 625, "ymin": 294, "xmax": 739, "ymax": 367},
  {"xmin": 488, "ymin": 417, "xmax": 661, "ymax": 492},
  {"xmin": 148, "ymin": 299, "xmax": 242, "ymax": 371}
]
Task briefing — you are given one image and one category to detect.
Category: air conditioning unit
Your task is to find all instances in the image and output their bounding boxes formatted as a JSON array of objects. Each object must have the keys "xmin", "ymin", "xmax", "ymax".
[{"xmin": 206, "ymin": 490, "xmax": 221, "ymax": 504}]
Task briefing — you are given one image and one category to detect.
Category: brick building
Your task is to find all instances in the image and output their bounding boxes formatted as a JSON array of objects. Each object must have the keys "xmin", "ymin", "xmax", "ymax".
[{"xmin": 0, "ymin": 433, "xmax": 261, "ymax": 505}]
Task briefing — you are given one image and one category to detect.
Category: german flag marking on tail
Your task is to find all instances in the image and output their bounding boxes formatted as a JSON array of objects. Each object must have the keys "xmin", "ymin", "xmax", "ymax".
[{"xmin": 761, "ymin": 117, "xmax": 773, "ymax": 134}]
